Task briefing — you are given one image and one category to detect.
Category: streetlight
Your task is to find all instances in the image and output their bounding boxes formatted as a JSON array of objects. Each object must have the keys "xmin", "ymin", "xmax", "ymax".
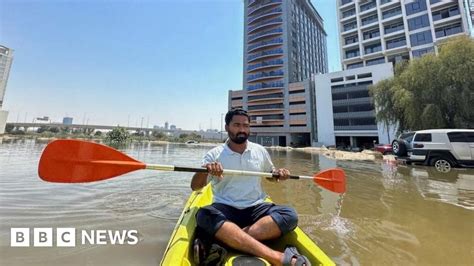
[{"xmin": 220, "ymin": 113, "xmax": 223, "ymax": 141}]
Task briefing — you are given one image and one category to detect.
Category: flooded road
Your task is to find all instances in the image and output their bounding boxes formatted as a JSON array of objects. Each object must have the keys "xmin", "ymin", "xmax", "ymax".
[{"xmin": 1, "ymin": 139, "xmax": 473, "ymax": 265}]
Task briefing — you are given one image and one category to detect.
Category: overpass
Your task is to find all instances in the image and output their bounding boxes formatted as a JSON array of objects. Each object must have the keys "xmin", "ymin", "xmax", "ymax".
[{"xmin": 6, "ymin": 122, "xmax": 223, "ymax": 139}]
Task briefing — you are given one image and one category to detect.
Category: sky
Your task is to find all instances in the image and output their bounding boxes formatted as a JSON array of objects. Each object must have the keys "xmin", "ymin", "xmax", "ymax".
[{"xmin": 0, "ymin": 0, "xmax": 340, "ymax": 131}]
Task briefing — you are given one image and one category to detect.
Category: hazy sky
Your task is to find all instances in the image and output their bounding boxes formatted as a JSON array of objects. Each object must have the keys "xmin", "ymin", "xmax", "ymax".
[{"xmin": 1, "ymin": 0, "xmax": 340, "ymax": 130}]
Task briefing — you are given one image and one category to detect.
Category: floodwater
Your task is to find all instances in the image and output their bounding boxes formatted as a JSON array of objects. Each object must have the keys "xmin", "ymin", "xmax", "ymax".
[{"xmin": 0, "ymin": 139, "xmax": 473, "ymax": 265}]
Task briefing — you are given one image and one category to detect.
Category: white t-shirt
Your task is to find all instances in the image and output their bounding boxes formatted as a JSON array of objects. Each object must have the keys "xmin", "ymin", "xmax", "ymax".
[{"xmin": 202, "ymin": 140, "xmax": 275, "ymax": 209}]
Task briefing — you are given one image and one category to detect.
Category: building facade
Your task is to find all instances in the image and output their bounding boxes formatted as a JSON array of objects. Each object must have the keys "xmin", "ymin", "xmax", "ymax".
[
  {"xmin": 231, "ymin": 0, "xmax": 328, "ymax": 146},
  {"xmin": 0, "ymin": 45, "xmax": 14, "ymax": 134},
  {"xmin": 338, "ymin": 0, "xmax": 473, "ymax": 70},
  {"xmin": 315, "ymin": 63, "xmax": 397, "ymax": 148}
]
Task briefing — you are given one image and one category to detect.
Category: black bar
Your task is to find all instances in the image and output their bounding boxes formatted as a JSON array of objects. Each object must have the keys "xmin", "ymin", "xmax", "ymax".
[{"xmin": 174, "ymin": 166, "xmax": 208, "ymax": 173}]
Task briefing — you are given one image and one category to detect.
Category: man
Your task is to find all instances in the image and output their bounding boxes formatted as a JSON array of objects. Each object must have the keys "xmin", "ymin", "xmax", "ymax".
[{"xmin": 191, "ymin": 108, "xmax": 309, "ymax": 266}]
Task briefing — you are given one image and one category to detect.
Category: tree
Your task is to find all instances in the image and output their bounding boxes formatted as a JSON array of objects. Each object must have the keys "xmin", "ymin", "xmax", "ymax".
[
  {"xmin": 49, "ymin": 127, "xmax": 60, "ymax": 133},
  {"xmin": 94, "ymin": 131, "xmax": 103, "ymax": 137},
  {"xmin": 370, "ymin": 36, "xmax": 474, "ymax": 131},
  {"xmin": 5, "ymin": 124, "xmax": 14, "ymax": 133},
  {"xmin": 152, "ymin": 130, "xmax": 165, "ymax": 139},
  {"xmin": 106, "ymin": 127, "xmax": 130, "ymax": 144}
]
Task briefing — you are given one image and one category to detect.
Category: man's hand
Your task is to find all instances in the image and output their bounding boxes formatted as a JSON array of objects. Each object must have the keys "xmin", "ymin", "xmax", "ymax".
[
  {"xmin": 272, "ymin": 168, "xmax": 290, "ymax": 182},
  {"xmin": 204, "ymin": 162, "xmax": 224, "ymax": 181}
]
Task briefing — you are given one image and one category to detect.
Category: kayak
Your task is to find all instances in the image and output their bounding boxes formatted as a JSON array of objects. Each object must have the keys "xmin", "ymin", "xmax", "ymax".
[{"xmin": 160, "ymin": 184, "xmax": 335, "ymax": 266}]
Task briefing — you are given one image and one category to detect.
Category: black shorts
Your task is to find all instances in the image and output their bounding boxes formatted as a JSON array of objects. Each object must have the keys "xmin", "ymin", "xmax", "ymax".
[{"xmin": 196, "ymin": 202, "xmax": 298, "ymax": 237}]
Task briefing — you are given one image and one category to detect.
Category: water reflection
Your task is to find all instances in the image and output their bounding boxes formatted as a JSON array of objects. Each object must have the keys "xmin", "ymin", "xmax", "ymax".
[
  {"xmin": 396, "ymin": 165, "xmax": 474, "ymax": 210},
  {"xmin": 1, "ymin": 140, "xmax": 473, "ymax": 265}
]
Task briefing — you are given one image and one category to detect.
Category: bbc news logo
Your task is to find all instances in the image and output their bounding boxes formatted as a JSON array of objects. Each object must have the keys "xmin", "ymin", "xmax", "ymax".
[{"xmin": 11, "ymin": 228, "xmax": 139, "ymax": 247}]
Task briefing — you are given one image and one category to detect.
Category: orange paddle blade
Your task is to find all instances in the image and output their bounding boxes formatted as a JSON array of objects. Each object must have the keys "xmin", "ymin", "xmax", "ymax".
[
  {"xmin": 314, "ymin": 168, "xmax": 346, "ymax": 194},
  {"xmin": 38, "ymin": 139, "xmax": 146, "ymax": 183}
]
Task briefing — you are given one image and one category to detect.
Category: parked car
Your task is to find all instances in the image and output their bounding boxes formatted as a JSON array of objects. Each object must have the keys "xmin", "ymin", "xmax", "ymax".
[
  {"xmin": 392, "ymin": 131, "xmax": 415, "ymax": 156},
  {"xmin": 375, "ymin": 144, "xmax": 393, "ymax": 155},
  {"xmin": 409, "ymin": 129, "xmax": 474, "ymax": 172}
]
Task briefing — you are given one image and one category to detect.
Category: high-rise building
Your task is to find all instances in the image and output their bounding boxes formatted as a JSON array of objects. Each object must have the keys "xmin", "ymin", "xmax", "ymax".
[
  {"xmin": 63, "ymin": 117, "xmax": 73, "ymax": 125},
  {"xmin": 0, "ymin": 45, "xmax": 14, "ymax": 109},
  {"xmin": 338, "ymin": 0, "xmax": 472, "ymax": 70},
  {"xmin": 0, "ymin": 45, "xmax": 14, "ymax": 134},
  {"xmin": 230, "ymin": 0, "xmax": 328, "ymax": 147}
]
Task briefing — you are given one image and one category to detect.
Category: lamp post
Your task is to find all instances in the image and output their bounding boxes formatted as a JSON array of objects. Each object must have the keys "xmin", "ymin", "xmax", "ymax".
[{"xmin": 220, "ymin": 113, "xmax": 223, "ymax": 141}]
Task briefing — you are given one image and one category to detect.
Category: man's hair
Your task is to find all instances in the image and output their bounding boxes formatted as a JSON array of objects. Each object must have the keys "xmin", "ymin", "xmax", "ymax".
[{"xmin": 225, "ymin": 108, "xmax": 250, "ymax": 125}]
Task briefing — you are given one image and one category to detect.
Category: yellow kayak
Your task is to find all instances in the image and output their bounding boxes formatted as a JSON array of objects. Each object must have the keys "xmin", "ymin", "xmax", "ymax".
[{"xmin": 160, "ymin": 184, "xmax": 335, "ymax": 266}]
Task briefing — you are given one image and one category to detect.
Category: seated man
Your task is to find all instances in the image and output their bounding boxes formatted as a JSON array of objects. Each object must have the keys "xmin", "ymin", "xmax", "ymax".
[{"xmin": 191, "ymin": 108, "xmax": 309, "ymax": 266}]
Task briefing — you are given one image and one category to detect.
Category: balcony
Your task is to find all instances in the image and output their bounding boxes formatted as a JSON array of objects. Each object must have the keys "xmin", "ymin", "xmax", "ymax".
[
  {"xmin": 382, "ymin": 7, "xmax": 402, "ymax": 20},
  {"xmin": 248, "ymin": 7, "xmax": 282, "ymax": 25},
  {"xmin": 248, "ymin": 0, "xmax": 282, "ymax": 17},
  {"xmin": 359, "ymin": 1, "xmax": 377, "ymax": 13},
  {"xmin": 333, "ymin": 97, "xmax": 372, "ymax": 106},
  {"xmin": 247, "ymin": 70, "xmax": 284, "ymax": 82},
  {"xmin": 333, "ymin": 110, "xmax": 375, "ymax": 119},
  {"xmin": 247, "ymin": 103, "xmax": 284, "ymax": 111},
  {"xmin": 247, "ymin": 48, "xmax": 283, "ymax": 63},
  {"xmin": 247, "ymin": 81, "xmax": 284, "ymax": 91},
  {"xmin": 247, "ymin": 37, "xmax": 283, "ymax": 53},
  {"xmin": 432, "ymin": 6, "xmax": 460, "ymax": 21},
  {"xmin": 248, "ymin": 93, "xmax": 284, "ymax": 102},
  {"xmin": 248, "ymin": 17, "xmax": 283, "ymax": 34},
  {"xmin": 248, "ymin": 27, "xmax": 283, "ymax": 43},
  {"xmin": 247, "ymin": 59, "xmax": 284, "ymax": 72},
  {"xmin": 248, "ymin": 0, "xmax": 258, "ymax": 7}
]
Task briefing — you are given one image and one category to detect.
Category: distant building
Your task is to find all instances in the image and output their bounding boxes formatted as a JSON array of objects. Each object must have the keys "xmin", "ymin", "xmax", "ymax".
[
  {"xmin": 63, "ymin": 117, "xmax": 73, "ymax": 125},
  {"xmin": 170, "ymin": 125, "xmax": 176, "ymax": 130},
  {"xmin": 0, "ymin": 45, "xmax": 13, "ymax": 109},
  {"xmin": 0, "ymin": 45, "xmax": 14, "ymax": 134},
  {"xmin": 315, "ymin": 63, "xmax": 396, "ymax": 148},
  {"xmin": 338, "ymin": 0, "xmax": 473, "ymax": 70},
  {"xmin": 165, "ymin": 121, "xmax": 169, "ymax": 130},
  {"xmin": 231, "ymin": 0, "xmax": 328, "ymax": 147}
]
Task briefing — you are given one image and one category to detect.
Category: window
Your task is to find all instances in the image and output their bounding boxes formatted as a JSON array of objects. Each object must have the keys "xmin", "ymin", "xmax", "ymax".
[
  {"xmin": 414, "ymin": 133, "xmax": 432, "ymax": 142},
  {"xmin": 345, "ymin": 35, "xmax": 358, "ymax": 45},
  {"xmin": 465, "ymin": 132, "xmax": 474, "ymax": 142},
  {"xmin": 432, "ymin": 6, "xmax": 460, "ymax": 21},
  {"xmin": 362, "ymin": 14, "xmax": 378, "ymax": 26},
  {"xmin": 331, "ymin": 77, "xmax": 344, "ymax": 83},
  {"xmin": 384, "ymin": 21, "xmax": 404, "ymax": 34},
  {"xmin": 410, "ymin": 30, "xmax": 433, "ymax": 46},
  {"xmin": 364, "ymin": 43, "xmax": 382, "ymax": 54},
  {"xmin": 405, "ymin": 0, "xmax": 427, "ymax": 15},
  {"xmin": 358, "ymin": 73, "xmax": 373, "ymax": 79},
  {"xmin": 408, "ymin": 14, "xmax": 430, "ymax": 31},
  {"xmin": 435, "ymin": 23, "xmax": 463, "ymax": 38},
  {"xmin": 347, "ymin": 62, "xmax": 363, "ymax": 69},
  {"xmin": 345, "ymin": 49, "xmax": 360, "ymax": 59},
  {"xmin": 363, "ymin": 29, "xmax": 380, "ymax": 40},
  {"xmin": 386, "ymin": 36, "xmax": 407, "ymax": 49},
  {"xmin": 342, "ymin": 8, "xmax": 356, "ymax": 18},
  {"xmin": 366, "ymin": 57, "xmax": 385, "ymax": 66},
  {"xmin": 412, "ymin": 47, "xmax": 434, "ymax": 58},
  {"xmin": 447, "ymin": 132, "xmax": 468, "ymax": 142},
  {"xmin": 382, "ymin": 6, "xmax": 402, "ymax": 19}
]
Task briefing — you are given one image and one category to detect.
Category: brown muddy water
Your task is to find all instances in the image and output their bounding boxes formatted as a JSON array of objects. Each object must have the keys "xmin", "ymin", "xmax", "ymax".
[{"xmin": 0, "ymin": 139, "xmax": 473, "ymax": 265}]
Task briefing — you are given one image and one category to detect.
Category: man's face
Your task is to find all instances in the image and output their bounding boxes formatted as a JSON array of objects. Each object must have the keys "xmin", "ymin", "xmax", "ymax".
[{"xmin": 225, "ymin": 115, "xmax": 250, "ymax": 144}]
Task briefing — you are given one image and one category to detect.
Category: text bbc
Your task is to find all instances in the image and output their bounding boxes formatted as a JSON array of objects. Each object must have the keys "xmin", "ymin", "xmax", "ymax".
[{"xmin": 11, "ymin": 228, "xmax": 139, "ymax": 247}]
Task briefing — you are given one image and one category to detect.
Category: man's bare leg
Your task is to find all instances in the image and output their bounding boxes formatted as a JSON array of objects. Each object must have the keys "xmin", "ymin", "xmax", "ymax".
[
  {"xmin": 243, "ymin": 215, "xmax": 282, "ymax": 241},
  {"xmin": 215, "ymin": 221, "xmax": 284, "ymax": 265}
]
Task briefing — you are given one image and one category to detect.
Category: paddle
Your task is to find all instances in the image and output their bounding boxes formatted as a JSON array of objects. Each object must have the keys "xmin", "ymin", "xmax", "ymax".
[{"xmin": 38, "ymin": 139, "xmax": 346, "ymax": 193}]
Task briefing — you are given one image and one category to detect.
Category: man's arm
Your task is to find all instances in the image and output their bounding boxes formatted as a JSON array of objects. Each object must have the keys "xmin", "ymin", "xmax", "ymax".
[
  {"xmin": 190, "ymin": 162, "xmax": 224, "ymax": 191},
  {"xmin": 191, "ymin": 172, "xmax": 208, "ymax": 191}
]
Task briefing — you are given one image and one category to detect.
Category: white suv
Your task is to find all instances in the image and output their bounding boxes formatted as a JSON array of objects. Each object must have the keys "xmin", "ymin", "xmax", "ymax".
[{"xmin": 410, "ymin": 129, "xmax": 474, "ymax": 172}]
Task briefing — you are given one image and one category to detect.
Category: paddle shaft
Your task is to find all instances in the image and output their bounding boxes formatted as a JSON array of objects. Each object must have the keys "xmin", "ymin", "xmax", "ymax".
[{"xmin": 144, "ymin": 163, "xmax": 317, "ymax": 180}]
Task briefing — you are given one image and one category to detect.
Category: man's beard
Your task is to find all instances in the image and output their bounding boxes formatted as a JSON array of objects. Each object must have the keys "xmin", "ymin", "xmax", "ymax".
[{"xmin": 229, "ymin": 132, "xmax": 248, "ymax": 144}]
